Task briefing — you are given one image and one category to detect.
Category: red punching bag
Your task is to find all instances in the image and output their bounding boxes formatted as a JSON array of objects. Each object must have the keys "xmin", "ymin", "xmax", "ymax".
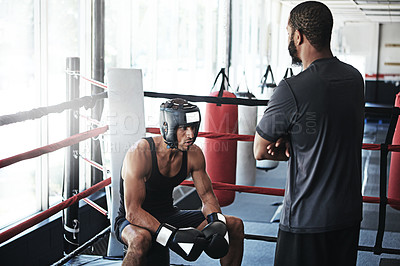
[
  {"xmin": 204, "ymin": 69, "xmax": 238, "ymax": 207},
  {"xmin": 389, "ymin": 92, "xmax": 400, "ymax": 210}
]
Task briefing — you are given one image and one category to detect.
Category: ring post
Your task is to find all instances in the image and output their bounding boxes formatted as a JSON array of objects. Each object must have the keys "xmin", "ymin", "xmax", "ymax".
[
  {"xmin": 106, "ymin": 69, "xmax": 146, "ymax": 257},
  {"xmin": 374, "ymin": 108, "xmax": 400, "ymax": 254},
  {"xmin": 64, "ymin": 57, "xmax": 81, "ymax": 252},
  {"xmin": 91, "ymin": 0, "xmax": 106, "ymax": 186}
]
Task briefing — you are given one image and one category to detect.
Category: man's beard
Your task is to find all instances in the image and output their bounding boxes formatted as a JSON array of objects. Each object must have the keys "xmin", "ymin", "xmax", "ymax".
[{"xmin": 288, "ymin": 39, "xmax": 302, "ymax": 66}]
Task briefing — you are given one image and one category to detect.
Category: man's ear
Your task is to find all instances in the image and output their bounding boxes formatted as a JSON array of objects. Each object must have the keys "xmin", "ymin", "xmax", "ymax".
[{"xmin": 294, "ymin": 29, "xmax": 303, "ymax": 46}]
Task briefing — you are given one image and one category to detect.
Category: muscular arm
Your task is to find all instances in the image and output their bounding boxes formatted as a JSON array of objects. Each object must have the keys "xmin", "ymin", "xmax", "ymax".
[
  {"xmin": 253, "ymin": 132, "xmax": 289, "ymax": 161},
  {"xmin": 254, "ymin": 81, "xmax": 295, "ymax": 162},
  {"xmin": 122, "ymin": 139, "xmax": 161, "ymax": 233},
  {"xmin": 189, "ymin": 145, "xmax": 221, "ymax": 216}
]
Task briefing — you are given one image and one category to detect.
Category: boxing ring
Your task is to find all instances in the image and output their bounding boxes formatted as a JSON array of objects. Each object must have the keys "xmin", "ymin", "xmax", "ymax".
[{"xmin": 1, "ymin": 66, "xmax": 400, "ymax": 265}]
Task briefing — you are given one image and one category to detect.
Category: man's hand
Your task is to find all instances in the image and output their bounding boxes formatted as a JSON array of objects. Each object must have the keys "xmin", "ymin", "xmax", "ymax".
[
  {"xmin": 155, "ymin": 223, "xmax": 208, "ymax": 261},
  {"xmin": 254, "ymin": 132, "xmax": 290, "ymax": 161},
  {"xmin": 202, "ymin": 213, "xmax": 229, "ymax": 259},
  {"xmin": 266, "ymin": 137, "xmax": 290, "ymax": 158}
]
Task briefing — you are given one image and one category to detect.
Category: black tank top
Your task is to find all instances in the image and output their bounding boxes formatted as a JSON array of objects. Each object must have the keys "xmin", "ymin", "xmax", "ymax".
[{"xmin": 117, "ymin": 137, "xmax": 188, "ymax": 220}]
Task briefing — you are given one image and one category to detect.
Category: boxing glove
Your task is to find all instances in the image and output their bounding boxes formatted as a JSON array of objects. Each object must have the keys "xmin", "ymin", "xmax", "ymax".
[
  {"xmin": 155, "ymin": 223, "xmax": 207, "ymax": 261},
  {"xmin": 202, "ymin": 212, "xmax": 229, "ymax": 259}
]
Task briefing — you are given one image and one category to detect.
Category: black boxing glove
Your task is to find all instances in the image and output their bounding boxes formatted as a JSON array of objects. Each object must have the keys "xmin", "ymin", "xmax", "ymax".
[
  {"xmin": 155, "ymin": 223, "xmax": 207, "ymax": 261},
  {"xmin": 202, "ymin": 212, "xmax": 229, "ymax": 259}
]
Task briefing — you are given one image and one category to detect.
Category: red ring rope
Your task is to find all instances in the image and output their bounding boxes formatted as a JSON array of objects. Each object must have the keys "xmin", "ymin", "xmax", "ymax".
[
  {"xmin": 146, "ymin": 127, "xmax": 400, "ymax": 152},
  {"xmin": 79, "ymin": 75, "xmax": 108, "ymax": 90},
  {"xmin": 0, "ymin": 125, "xmax": 109, "ymax": 169},
  {"xmin": 0, "ymin": 177, "xmax": 111, "ymax": 244},
  {"xmin": 82, "ymin": 198, "xmax": 108, "ymax": 216},
  {"xmin": 147, "ymin": 127, "xmax": 255, "ymax": 141},
  {"xmin": 2, "ymin": 178, "xmax": 399, "ymax": 245},
  {"xmin": 180, "ymin": 181, "xmax": 400, "ymax": 207},
  {"xmin": 2, "ymin": 126, "xmax": 398, "ymax": 171}
]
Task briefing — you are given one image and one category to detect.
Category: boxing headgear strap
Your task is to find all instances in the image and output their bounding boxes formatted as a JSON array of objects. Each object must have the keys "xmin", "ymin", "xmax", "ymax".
[{"xmin": 159, "ymin": 98, "xmax": 201, "ymax": 149}]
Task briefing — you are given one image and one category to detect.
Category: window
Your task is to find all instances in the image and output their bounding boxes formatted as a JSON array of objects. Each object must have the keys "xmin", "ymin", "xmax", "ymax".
[
  {"xmin": 0, "ymin": 0, "xmax": 84, "ymax": 229},
  {"xmin": 47, "ymin": 0, "xmax": 81, "ymax": 206},
  {"xmin": 0, "ymin": 0, "xmax": 38, "ymax": 229},
  {"xmin": 105, "ymin": 0, "xmax": 228, "ymax": 132},
  {"xmin": 0, "ymin": 0, "xmax": 277, "ymax": 230}
]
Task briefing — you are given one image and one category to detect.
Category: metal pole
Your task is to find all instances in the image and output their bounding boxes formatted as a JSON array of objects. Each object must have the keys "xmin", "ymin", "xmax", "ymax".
[
  {"xmin": 64, "ymin": 57, "xmax": 80, "ymax": 253},
  {"xmin": 374, "ymin": 107, "xmax": 400, "ymax": 254},
  {"xmin": 52, "ymin": 226, "xmax": 111, "ymax": 266},
  {"xmin": 225, "ymin": 0, "xmax": 232, "ymax": 76},
  {"xmin": 91, "ymin": 0, "xmax": 105, "ymax": 185},
  {"xmin": 374, "ymin": 23, "xmax": 382, "ymax": 102},
  {"xmin": 374, "ymin": 144, "xmax": 388, "ymax": 255}
]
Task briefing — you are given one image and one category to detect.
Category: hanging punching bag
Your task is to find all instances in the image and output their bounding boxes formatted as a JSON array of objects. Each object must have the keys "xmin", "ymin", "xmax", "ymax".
[
  {"xmin": 204, "ymin": 68, "xmax": 238, "ymax": 207},
  {"xmin": 389, "ymin": 92, "xmax": 400, "ymax": 210},
  {"xmin": 255, "ymin": 65, "xmax": 279, "ymax": 171},
  {"xmin": 235, "ymin": 74, "xmax": 257, "ymax": 186}
]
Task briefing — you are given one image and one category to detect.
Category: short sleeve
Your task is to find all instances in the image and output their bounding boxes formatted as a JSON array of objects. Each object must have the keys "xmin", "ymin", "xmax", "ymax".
[{"xmin": 256, "ymin": 80, "xmax": 297, "ymax": 142}]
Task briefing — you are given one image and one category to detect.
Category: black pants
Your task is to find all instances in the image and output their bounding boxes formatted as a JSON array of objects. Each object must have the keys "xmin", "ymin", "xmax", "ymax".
[{"xmin": 274, "ymin": 223, "xmax": 360, "ymax": 266}]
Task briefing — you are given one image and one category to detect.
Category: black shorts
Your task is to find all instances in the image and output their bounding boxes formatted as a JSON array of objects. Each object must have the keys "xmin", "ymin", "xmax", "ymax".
[
  {"xmin": 274, "ymin": 223, "xmax": 360, "ymax": 266},
  {"xmin": 115, "ymin": 209, "xmax": 206, "ymax": 244}
]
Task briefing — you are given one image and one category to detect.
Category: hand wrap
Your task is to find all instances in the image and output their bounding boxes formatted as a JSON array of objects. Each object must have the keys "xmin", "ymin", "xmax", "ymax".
[
  {"xmin": 155, "ymin": 223, "xmax": 207, "ymax": 261},
  {"xmin": 201, "ymin": 212, "xmax": 229, "ymax": 259}
]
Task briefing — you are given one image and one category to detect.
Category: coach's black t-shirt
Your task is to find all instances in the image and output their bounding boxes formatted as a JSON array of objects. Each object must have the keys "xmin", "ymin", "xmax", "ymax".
[{"xmin": 256, "ymin": 57, "xmax": 365, "ymax": 233}]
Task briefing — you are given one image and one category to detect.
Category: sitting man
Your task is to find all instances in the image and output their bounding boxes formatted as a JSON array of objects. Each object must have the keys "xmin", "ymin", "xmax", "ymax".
[{"xmin": 115, "ymin": 98, "xmax": 244, "ymax": 266}]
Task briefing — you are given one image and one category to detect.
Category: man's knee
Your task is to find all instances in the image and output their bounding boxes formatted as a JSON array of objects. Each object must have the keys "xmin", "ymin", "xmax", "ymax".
[
  {"xmin": 226, "ymin": 216, "xmax": 244, "ymax": 240},
  {"xmin": 124, "ymin": 227, "xmax": 153, "ymax": 257}
]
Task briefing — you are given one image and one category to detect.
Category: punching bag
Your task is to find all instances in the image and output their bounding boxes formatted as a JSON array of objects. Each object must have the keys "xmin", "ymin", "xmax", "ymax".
[
  {"xmin": 389, "ymin": 92, "xmax": 400, "ymax": 210},
  {"xmin": 204, "ymin": 68, "xmax": 238, "ymax": 207},
  {"xmin": 235, "ymin": 83, "xmax": 257, "ymax": 186},
  {"xmin": 255, "ymin": 65, "xmax": 279, "ymax": 170}
]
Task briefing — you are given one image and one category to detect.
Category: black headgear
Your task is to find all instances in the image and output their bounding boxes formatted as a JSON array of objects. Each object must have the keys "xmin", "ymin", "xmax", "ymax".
[{"xmin": 159, "ymin": 98, "xmax": 201, "ymax": 149}]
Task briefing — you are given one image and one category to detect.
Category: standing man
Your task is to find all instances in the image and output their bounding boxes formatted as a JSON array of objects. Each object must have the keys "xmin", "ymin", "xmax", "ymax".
[
  {"xmin": 254, "ymin": 1, "xmax": 365, "ymax": 266},
  {"xmin": 115, "ymin": 98, "xmax": 244, "ymax": 266}
]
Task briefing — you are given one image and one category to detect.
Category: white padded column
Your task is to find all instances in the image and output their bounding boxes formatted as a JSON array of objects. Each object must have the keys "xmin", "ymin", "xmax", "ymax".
[
  {"xmin": 106, "ymin": 68, "xmax": 146, "ymax": 257},
  {"xmin": 236, "ymin": 103, "xmax": 257, "ymax": 186}
]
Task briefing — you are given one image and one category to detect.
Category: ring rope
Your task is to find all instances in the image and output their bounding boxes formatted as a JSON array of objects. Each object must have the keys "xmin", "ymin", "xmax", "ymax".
[
  {"xmin": 78, "ymin": 153, "xmax": 111, "ymax": 217},
  {"xmin": 76, "ymin": 75, "xmax": 397, "ymax": 113},
  {"xmin": 82, "ymin": 198, "xmax": 108, "ymax": 216},
  {"xmin": 147, "ymin": 127, "xmax": 255, "ymax": 141},
  {"xmin": 0, "ymin": 177, "xmax": 111, "ymax": 244},
  {"xmin": 0, "ymin": 92, "xmax": 108, "ymax": 127},
  {"xmin": 2, "ymin": 124, "xmax": 398, "ymax": 171},
  {"xmin": 78, "ymin": 152, "xmax": 107, "ymax": 173},
  {"xmin": 0, "ymin": 84, "xmax": 396, "ymax": 130},
  {"xmin": 80, "ymin": 76, "xmax": 108, "ymax": 90},
  {"xmin": 79, "ymin": 113, "xmax": 102, "ymax": 126},
  {"xmin": 180, "ymin": 180, "xmax": 400, "ymax": 207},
  {"xmin": 0, "ymin": 125, "xmax": 109, "ymax": 169},
  {"xmin": 72, "ymin": 74, "xmax": 271, "ymax": 107},
  {"xmin": 144, "ymin": 91, "xmax": 269, "ymax": 106},
  {"xmin": 1, "ymin": 176, "xmax": 399, "ymax": 246},
  {"xmin": 65, "ymin": 71, "xmax": 108, "ymax": 90}
]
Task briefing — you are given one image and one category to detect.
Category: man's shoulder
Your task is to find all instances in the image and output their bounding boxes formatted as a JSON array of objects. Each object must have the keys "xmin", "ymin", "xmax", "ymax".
[
  {"xmin": 270, "ymin": 78, "xmax": 298, "ymax": 104},
  {"xmin": 187, "ymin": 144, "xmax": 205, "ymax": 170},
  {"xmin": 129, "ymin": 138, "xmax": 150, "ymax": 152},
  {"xmin": 122, "ymin": 138, "xmax": 153, "ymax": 179},
  {"xmin": 187, "ymin": 144, "xmax": 204, "ymax": 157},
  {"xmin": 125, "ymin": 138, "xmax": 155, "ymax": 161},
  {"xmin": 318, "ymin": 57, "xmax": 363, "ymax": 79}
]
